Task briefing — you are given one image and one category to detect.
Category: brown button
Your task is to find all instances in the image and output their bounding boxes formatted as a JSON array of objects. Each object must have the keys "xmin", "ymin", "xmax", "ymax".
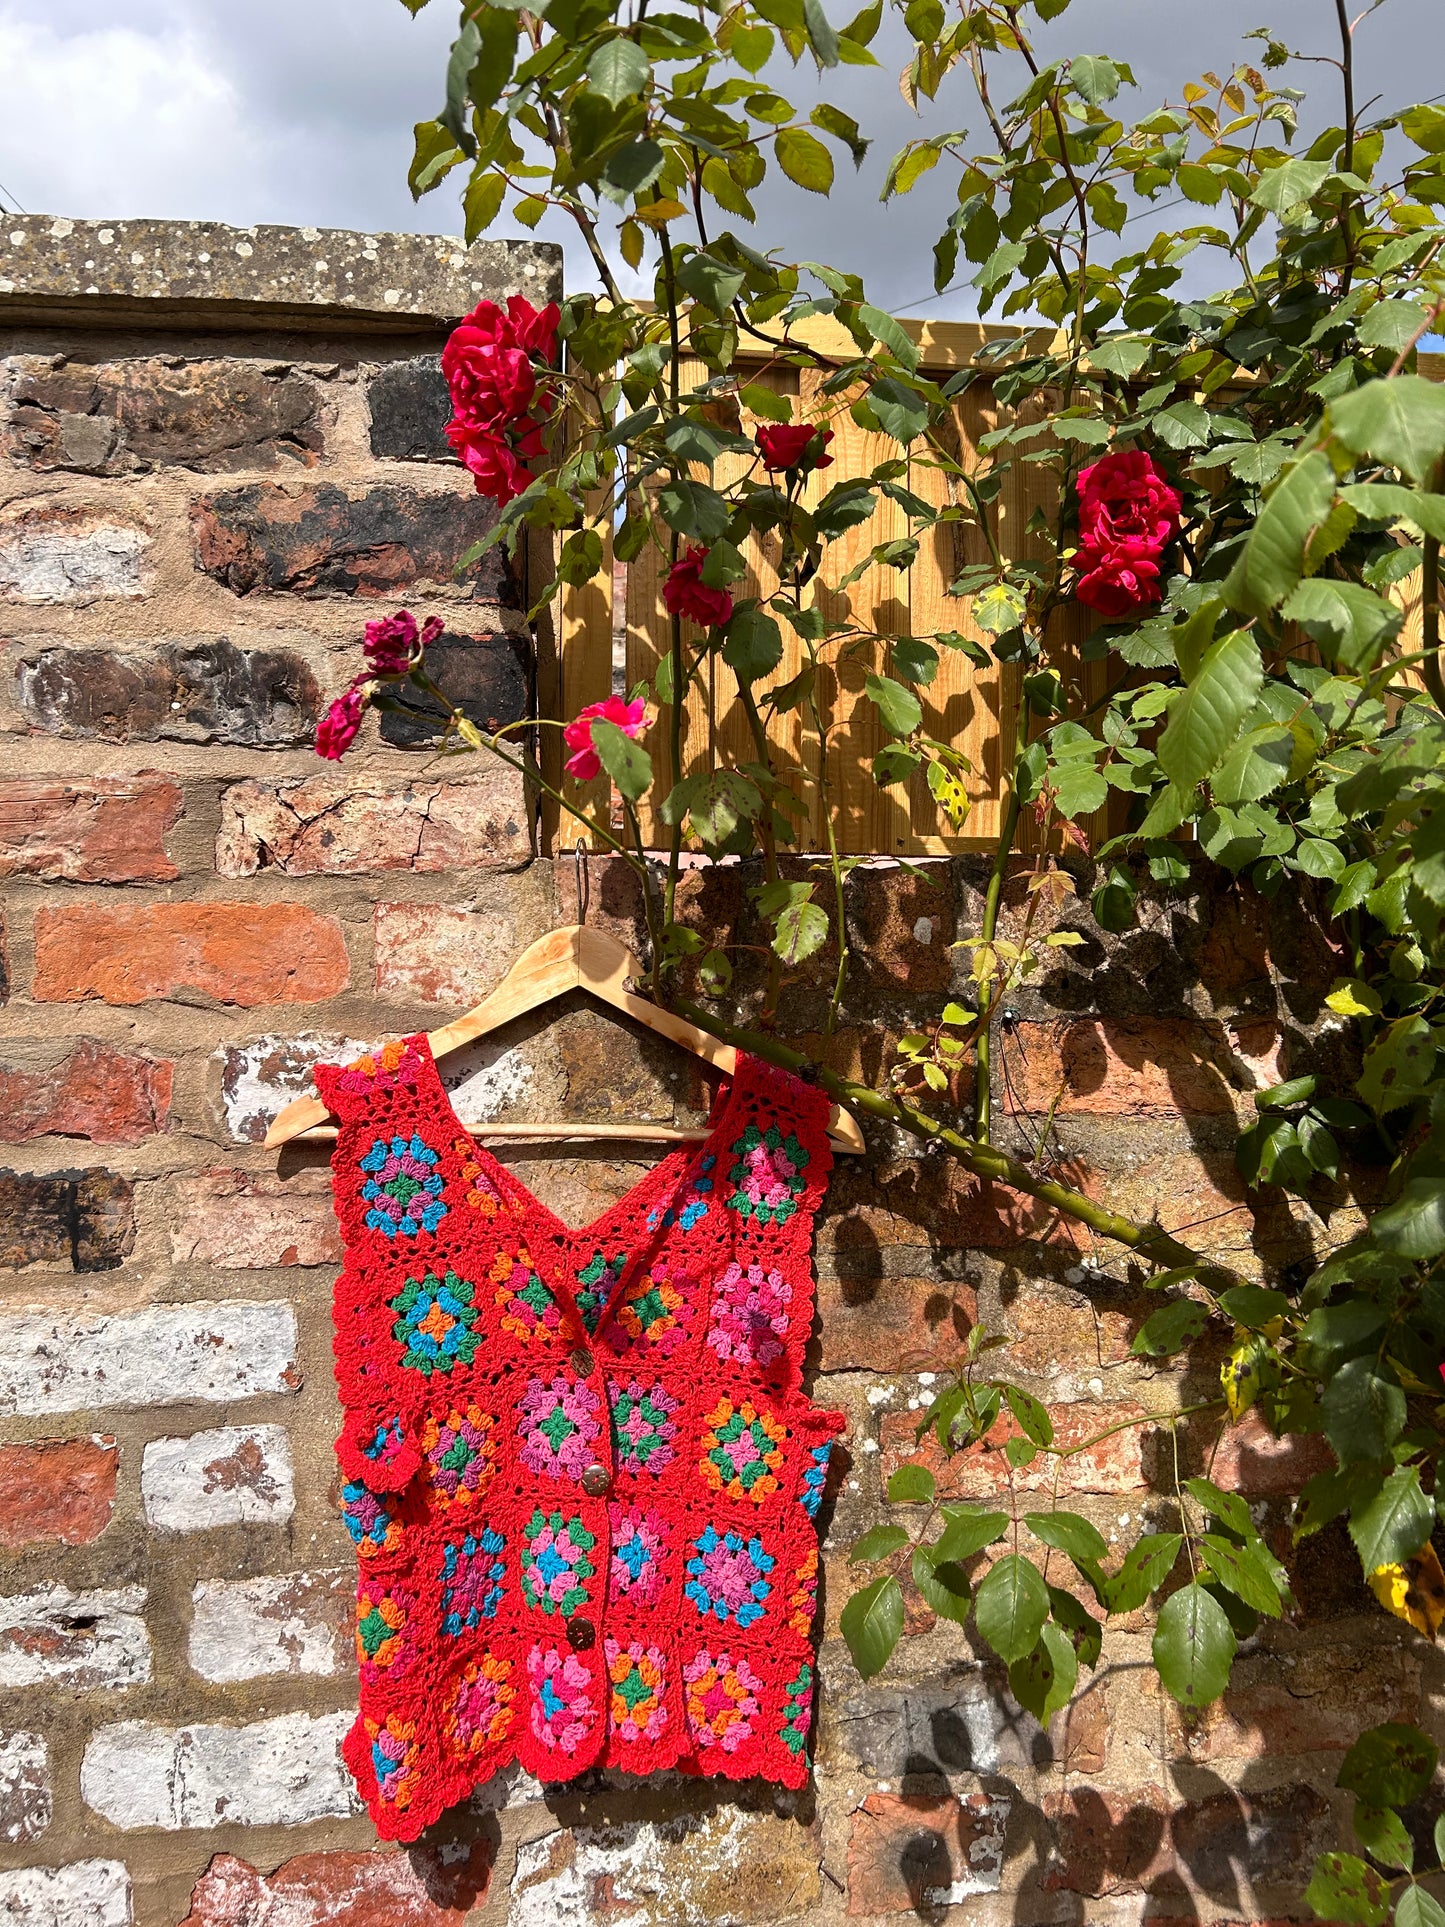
[
  {"xmin": 570, "ymin": 1346, "xmax": 594, "ymax": 1377},
  {"xmin": 580, "ymin": 1463, "xmax": 611, "ymax": 1498},
  {"xmin": 566, "ymin": 1616, "xmax": 596, "ymax": 1650}
]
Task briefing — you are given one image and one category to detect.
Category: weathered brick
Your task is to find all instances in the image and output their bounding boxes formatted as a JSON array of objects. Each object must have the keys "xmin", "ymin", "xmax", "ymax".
[
  {"xmin": 373, "ymin": 902, "xmax": 526, "ymax": 1004},
  {"xmin": 0, "ymin": 1040, "xmax": 171, "ymax": 1146},
  {"xmin": 0, "ymin": 1300, "xmax": 298, "ymax": 1416},
  {"xmin": 0, "ymin": 499, "xmax": 150, "ymax": 602},
  {"xmin": 189, "ymin": 1570, "xmax": 349, "ymax": 1683},
  {"xmin": 0, "ymin": 1438, "xmax": 118, "ymax": 1549},
  {"xmin": 4, "ymin": 355, "xmax": 322, "ymax": 473},
  {"xmin": 510, "ymin": 1809, "xmax": 822, "ymax": 1927},
  {"xmin": 141, "ymin": 1424, "xmax": 295, "ymax": 1532},
  {"xmin": 880, "ymin": 1399, "xmax": 1145, "ymax": 1500},
  {"xmin": 846, "ymin": 1791, "xmax": 1009, "ymax": 1915},
  {"xmin": 216, "ymin": 766, "xmax": 529, "ymax": 878},
  {"xmin": 0, "ymin": 1731, "xmax": 50, "ymax": 1842},
  {"xmin": 1041, "ymin": 1786, "xmax": 1172, "ymax": 1896},
  {"xmin": 848, "ymin": 862, "xmax": 956, "ymax": 992},
  {"xmin": 169, "ymin": 1169, "xmax": 341, "ymax": 1268},
  {"xmin": 379, "ymin": 628, "xmax": 530, "ymax": 747},
  {"xmin": 1053, "ymin": 1678, "xmax": 1110, "ymax": 1774},
  {"xmin": 1001, "ymin": 1016, "xmax": 1279, "ymax": 1117},
  {"xmin": 1148, "ymin": 1646, "xmax": 1420, "ymax": 1763},
  {"xmin": 32, "ymin": 901, "xmax": 350, "ymax": 1005},
  {"xmin": 191, "ymin": 482, "xmax": 511, "ymax": 600},
  {"xmin": 367, "ymin": 354, "xmax": 452, "ymax": 462},
  {"xmin": 1197, "ymin": 1410, "xmax": 1335, "ymax": 1499},
  {"xmin": 998, "ymin": 1276, "xmax": 1153, "ymax": 1386},
  {"xmin": 182, "ymin": 1843, "xmax": 494, "ymax": 1927},
  {"xmin": 1169, "ymin": 1782, "xmax": 1334, "ymax": 1898},
  {"xmin": 0, "ymin": 1168, "xmax": 134, "ymax": 1271},
  {"xmin": 80, "ymin": 1711, "xmax": 355, "ymax": 1829},
  {"xmin": 0, "ymin": 1586, "xmax": 150, "ymax": 1690},
  {"xmin": 0, "ymin": 773, "xmax": 181, "ymax": 882},
  {"xmin": 17, "ymin": 638, "xmax": 321, "ymax": 746},
  {"xmin": 216, "ymin": 1031, "xmax": 372, "ymax": 1144},
  {"xmin": 835, "ymin": 1673, "xmax": 1032, "ymax": 1780},
  {"xmin": 815, "ymin": 1265, "xmax": 977, "ymax": 1373},
  {"xmin": 823, "ymin": 1155, "xmax": 1091, "ymax": 1257},
  {"xmin": 0, "ymin": 1861, "xmax": 131, "ymax": 1927}
]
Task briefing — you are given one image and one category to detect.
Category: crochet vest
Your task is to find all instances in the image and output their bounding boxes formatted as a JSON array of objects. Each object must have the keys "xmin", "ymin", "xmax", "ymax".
[{"xmin": 316, "ymin": 1035, "xmax": 842, "ymax": 1842}]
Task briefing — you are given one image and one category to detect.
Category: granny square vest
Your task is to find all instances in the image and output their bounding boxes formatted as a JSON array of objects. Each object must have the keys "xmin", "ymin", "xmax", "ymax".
[{"xmin": 316, "ymin": 1035, "xmax": 843, "ymax": 1841}]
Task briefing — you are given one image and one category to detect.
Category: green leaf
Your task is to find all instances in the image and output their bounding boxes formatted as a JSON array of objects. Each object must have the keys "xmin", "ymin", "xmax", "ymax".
[
  {"xmin": 1339, "ymin": 1725, "xmax": 1440, "ymax": 1808},
  {"xmin": 1218, "ymin": 1284, "xmax": 1291, "ymax": 1328},
  {"xmin": 1197, "ymin": 1535, "xmax": 1283, "ymax": 1617},
  {"xmin": 1360, "ymin": 300, "xmax": 1433, "ymax": 354},
  {"xmin": 802, "ymin": 0, "xmax": 840, "ymax": 64},
  {"xmin": 776, "ymin": 126, "xmax": 835, "ymax": 194},
  {"xmin": 911, "ymin": 1544, "xmax": 972, "ymax": 1623},
  {"xmin": 1003, "ymin": 1385, "xmax": 1054, "ymax": 1447},
  {"xmin": 1373, "ymin": 1180, "xmax": 1445, "ymax": 1259},
  {"xmin": 973, "ymin": 582, "xmax": 1028, "ymax": 635},
  {"xmin": 740, "ymin": 381, "xmax": 793, "ymax": 423},
  {"xmin": 1322, "ymin": 1357, "xmax": 1408, "ymax": 1465},
  {"xmin": 1356, "ymin": 1807, "xmax": 1414, "ymax": 1873},
  {"xmin": 868, "ymin": 376, "xmax": 930, "ymax": 445},
  {"xmin": 586, "ymin": 34, "xmax": 648, "ymax": 103},
  {"xmin": 687, "ymin": 770, "xmax": 762, "ymax": 848},
  {"xmin": 892, "ymin": 637, "xmax": 939, "ymax": 685},
  {"xmin": 773, "ymin": 895, "xmax": 829, "ymax": 964},
  {"xmin": 840, "ymin": 1575, "xmax": 904, "ymax": 1679},
  {"xmin": 1358, "ymin": 1016, "xmax": 1437, "ymax": 1116},
  {"xmin": 676, "ymin": 253, "xmax": 746, "ymax": 315},
  {"xmin": 1282, "ymin": 578, "xmax": 1403, "ymax": 672},
  {"xmin": 974, "ymin": 1554, "xmax": 1050, "ymax": 1664},
  {"xmin": 1158, "ymin": 630, "xmax": 1264, "ymax": 789},
  {"xmin": 1331, "ymin": 375, "xmax": 1445, "ymax": 485},
  {"xmin": 865, "ymin": 673, "xmax": 923, "ymax": 738},
  {"xmin": 850, "ymin": 1523, "xmax": 911, "ymax": 1563},
  {"xmin": 1131, "ymin": 1299, "xmax": 1208, "ymax": 1357},
  {"xmin": 1152, "ymin": 1581, "xmax": 1237, "ymax": 1709},
  {"xmin": 1090, "ymin": 337, "xmax": 1151, "ymax": 378},
  {"xmin": 1024, "ymin": 1510, "xmax": 1109, "ymax": 1570},
  {"xmin": 722, "ymin": 610, "xmax": 785, "ymax": 682},
  {"xmin": 592, "ymin": 719, "xmax": 652, "ymax": 802},
  {"xmin": 859, "ymin": 304, "xmax": 919, "ymax": 371},
  {"xmin": 603, "ymin": 139, "xmax": 665, "ymax": 198},
  {"xmin": 658, "ymin": 478, "xmax": 730, "ymax": 541},
  {"xmin": 1009, "ymin": 1620, "xmax": 1079, "ymax": 1721},
  {"xmin": 462, "ymin": 169, "xmax": 507, "ymax": 242},
  {"xmin": 1225, "ymin": 452, "xmax": 1337, "ymax": 616},
  {"xmin": 1250, "ymin": 156, "xmax": 1331, "ymax": 212},
  {"xmin": 1304, "ymin": 1854, "xmax": 1390, "ymax": 1927},
  {"xmin": 409, "ymin": 119, "xmax": 465, "ymax": 199},
  {"xmin": 1101, "ymin": 1533, "xmax": 1182, "ymax": 1613},
  {"xmin": 934, "ymin": 1505, "xmax": 1010, "ymax": 1562},
  {"xmin": 1398, "ymin": 1887, "xmax": 1445, "ymax": 1927},
  {"xmin": 1069, "ymin": 53, "xmax": 1121, "ymax": 103},
  {"xmin": 887, "ymin": 1463, "xmax": 936, "ymax": 1504},
  {"xmin": 1183, "ymin": 1476, "xmax": 1256, "ymax": 1540},
  {"xmin": 1350, "ymin": 1466, "xmax": 1436, "ymax": 1574},
  {"xmin": 812, "ymin": 103, "xmax": 868, "ymax": 165}
]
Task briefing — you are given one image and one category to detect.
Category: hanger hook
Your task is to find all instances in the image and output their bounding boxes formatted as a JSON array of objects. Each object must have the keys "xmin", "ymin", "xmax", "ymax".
[{"xmin": 574, "ymin": 838, "xmax": 590, "ymax": 926}]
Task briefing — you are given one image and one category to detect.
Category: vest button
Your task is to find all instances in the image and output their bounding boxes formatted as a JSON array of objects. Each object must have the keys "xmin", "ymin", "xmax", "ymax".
[
  {"xmin": 570, "ymin": 1346, "xmax": 594, "ymax": 1377},
  {"xmin": 580, "ymin": 1463, "xmax": 611, "ymax": 1497},
  {"xmin": 567, "ymin": 1616, "xmax": 596, "ymax": 1650}
]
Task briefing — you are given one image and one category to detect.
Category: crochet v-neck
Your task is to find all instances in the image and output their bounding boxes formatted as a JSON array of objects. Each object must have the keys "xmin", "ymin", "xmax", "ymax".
[{"xmin": 413, "ymin": 1032, "xmax": 750, "ymax": 1249}]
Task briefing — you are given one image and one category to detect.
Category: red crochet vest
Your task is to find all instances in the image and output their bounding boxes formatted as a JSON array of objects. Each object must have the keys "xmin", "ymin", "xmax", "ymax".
[{"xmin": 316, "ymin": 1035, "xmax": 842, "ymax": 1842}]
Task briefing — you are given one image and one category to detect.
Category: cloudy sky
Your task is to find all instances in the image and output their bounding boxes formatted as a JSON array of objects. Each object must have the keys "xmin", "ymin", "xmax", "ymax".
[{"xmin": 0, "ymin": 0, "xmax": 1436, "ymax": 317}]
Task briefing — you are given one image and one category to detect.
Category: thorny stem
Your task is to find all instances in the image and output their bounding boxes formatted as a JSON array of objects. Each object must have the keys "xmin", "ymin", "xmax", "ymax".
[
  {"xmin": 1335, "ymin": 0, "xmax": 1358, "ymax": 292},
  {"xmin": 737, "ymin": 680, "xmax": 787, "ymax": 1018},
  {"xmin": 1425, "ymin": 462, "xmax": 1444, "ymax": 714},
  {"xmin": 974, "ymin": 682, "xmax": 1032, "ymax": 1141}
]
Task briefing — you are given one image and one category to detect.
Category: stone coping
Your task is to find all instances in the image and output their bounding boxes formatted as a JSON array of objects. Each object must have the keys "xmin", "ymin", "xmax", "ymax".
[{"xmin": 0, "ymin": 216, "xmax": 562, "ymax": 333}]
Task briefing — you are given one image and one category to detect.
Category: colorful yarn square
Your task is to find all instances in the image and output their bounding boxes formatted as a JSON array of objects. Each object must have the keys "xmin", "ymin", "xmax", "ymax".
[
  {"xmin": 522, "ymin": 1509, "xmax": 596, "ymax": 1617},
  {"xmin": 446, "ymin": 1653, "xmax": 516, "ymax": 1758},
  {"xmin": 606, "ymin": 1639, "xmax": 668, "ymax": 1743},
  {"xmin": 342, "ymin": 1480, "xmax": 402, "ymax": 1558},
  {"xmin": 683, "ymin": 1649, "xmax": 762, "ymax": 1753},
  {"xmin": 706, "ymin": 1261, "xmax": 792, "ymax": 1367},
  {"xmin": 528, "ymin": 1644, "xmax": 596, "ymax": 1754},
  {"xmin": 360, "ymin": 1133, "xmax": 447, "ymax": 1237},
  {"xmin": 441, "ymin": 1527, "xmax": 506, "ymax": 1635},
  {"xmin": 699, "ymin": 1397, "xmax": 787, "ymax": 1503},
  {"xmin": 609, "ymin": 1377, "xmax": 680, "ymax": 1472},
  {"xmin": 422, "ymin": 1403, "xmax": 496, "ymax": 1508},
  {"xmin": 608, "ymin": 1503, "xmax": 670, "ymax": 1606},
  {"xmin": 684, "ymin": 1526, "xmax": 774, "ymax": 1628},
  {"xmin": 725, "ymin": 1125, "xmax": 808, "ymax": 1226},
  {"xmin": 390, "ymin": 1270, "xmax": 480, "ymax": 1375},
  {"xmin": 519, "ymin": 1375, "xmax": 603, "ymax": 1480}
]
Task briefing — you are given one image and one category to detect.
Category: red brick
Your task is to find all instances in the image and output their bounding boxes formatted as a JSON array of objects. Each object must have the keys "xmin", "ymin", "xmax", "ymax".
[
  {"xmin": 0, "ymin": 1040, "xmax": 171, "ymax": 1144},
  {"xmin": 1042, "ymin": 1787, "xmax": 1172, "ymax": 1895},
  {"xmin": 881, "ymin": 1399, "xmax": 1146, "ymax": 1501},
  {"xmin": 0, "ymin": 774, "xmax": 181, "ymax": 882},
  {"xmin": 1000, "ymin": 1279, "xmax": 1153, "ymax": 1382},
  {"xmin": 1197, "ymin": 1411, "xmax": 1334, "ymax": 1500},
  {"xmin": 1147, "ymin": 1647, "xmax": 1420, "ymax": 1763},
  {"xmin": 815, "ymin": 1267, "xmax": 977, "ymax": 1372},
  {"xmin": 32, "ymin": 902, "xmax": 349, "ymax": 1006},
  {"xmin": 848, "ymin": 863, "xmax": 955, "ymax": 992},
  {"xmin": 216, "ymin": 769, "xmax": 527, "ymax": 877},
  {"xmin": 1053, "ymin": 1678, "xmax": 1110, "ymax": 1774},
  {"xmin": 1002, "ymin": 1017, "xmax": 1281, "ymax": 1117},
  {"xmin": 181, "ymin": 1842, "xmax": 493, "ymax": 1927},
  {"xmin": 0, "ymin": 1437, "xmax": 118, "ymax": 1549},
  {"xmin": 374, "ymin": 902, "xmax": 519, "ymax": 1003},
  {"xmin": 169, "ymin": 1169, "xmax": 342, "ymax": 1269},
  {"xmin": 824, "ymin": 1156, "xmax": 1092, "ymax": 1257},
  {"xmin": 847, "ymin": 1791, "xmax": 1008, "ymax": 1915},
  {"xmin": 1108, "ymin": 1149, "xmax": 1316, "ymax": 1275}
]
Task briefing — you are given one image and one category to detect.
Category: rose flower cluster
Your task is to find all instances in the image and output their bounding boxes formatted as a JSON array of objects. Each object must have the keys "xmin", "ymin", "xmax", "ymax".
[
  {"xmin": 1073, "ymin": 450, "xmax": 1182, "ymax": 619},
  {"xmin": 442, "ymin": 294, "xmax": 562, "ymax": 505},
  {"xmin": 314, "ymin": 609, "xmax": 442, "ymax": 760}
]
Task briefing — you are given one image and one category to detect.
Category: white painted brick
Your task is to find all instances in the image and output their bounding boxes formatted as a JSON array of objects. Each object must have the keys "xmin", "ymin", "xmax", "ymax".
[
  {"xmin": 0, "ymin": 1862, "xmax": 131, "ymax": 1927},
  {"xmin": 81, "ymin": 1711, "xmax": 357, "ymax": 1830},
  {"xmin": 0, "ymin": 1589, "xmax": 150, "ymax": 1691},
  {"xmin": 0, "ymin": 522, "xmax": 150, "ymax": 603},
  {"xmin": 0, "ymin": 1731, "xmax": 50, "ymax": 1842},
  {"xmin": 141, "ymin": 1426, "xmax": 294, "ymax": 1532},
  {"xmin": 189, "ymin": 1570, "xmax": 349, "ymax": 1682},
  {"xmin": 0, "ymin": 1301, "xmax": 298, "ymax": 1417},
  {"xmin": 215, "ymin": 1032, "xmax": 372, "ymax": 1144}
]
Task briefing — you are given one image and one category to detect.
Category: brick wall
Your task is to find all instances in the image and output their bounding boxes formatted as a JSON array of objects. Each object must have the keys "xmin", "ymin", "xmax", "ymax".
[{"xmin": 0, "ymin": 216, "xmax": 1431, "ymax": 1927}]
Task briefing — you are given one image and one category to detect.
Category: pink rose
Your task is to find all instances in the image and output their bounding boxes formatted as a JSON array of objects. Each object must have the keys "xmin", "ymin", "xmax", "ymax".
[
  {"xmin": 662, "ymin": 547, "xmax": 735, "ymax": 630},
  {"xmin": 564, "ymin": 694, "xmax": 649, "ymax": 783},
  {"xmin": 315, "ymin": 685, "xmax": 367, "ymax": 760},
  {"xmin": 362, "ymin": 610, "xmax": 442, "ymax": 678}
]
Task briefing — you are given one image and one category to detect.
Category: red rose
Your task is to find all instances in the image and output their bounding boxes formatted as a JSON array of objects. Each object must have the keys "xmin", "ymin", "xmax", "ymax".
[
  {"xmin": 446, "ymin": 418, "xmax": 537, "ymax": 505},
  {"xmin": 662, "ymin": 547, "xmax": 735, "ymax": 629},
  {"xmin": 315, "ymin": 685, "xmax": 367, "ymax": 760},
  {"xmin": 563, "ymin": 694, "xmax": 649, "ymax": 783},
  {"xmin": 442, "ymin": 295, "xmax": 561, "ymax": 505},
  {"xmin": 1073, "ymin": 450, "xmax": 1181, "ymax": 618},
  {"xmin": 444, "ymin": 342, "xmax": 537, "ymax": 431},
  {"xmin": 756, "ymin": 423, "xmax": 835, "ymax": 473}
]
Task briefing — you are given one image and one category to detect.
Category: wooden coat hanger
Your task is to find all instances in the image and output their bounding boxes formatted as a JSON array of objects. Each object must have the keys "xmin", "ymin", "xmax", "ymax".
[{"xmin": 264, "ymin": 922, "xmax": 865, "ymax": 1154}]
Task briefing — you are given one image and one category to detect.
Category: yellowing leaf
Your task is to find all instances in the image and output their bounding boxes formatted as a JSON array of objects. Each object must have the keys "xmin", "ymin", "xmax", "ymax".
[
  {"xmin": 632, "ymin": 198, "xmax": 689, "ymax": 225},
  {"xmin": 1221, "ymin": 1332, "xmax": 1262, "ymax": 1421},
  {"xmin": 1326, "ymin": 981, "xmax": 1383, "ymax": 1018},
  {"xmin": 1369, "ymin": 1544, "xmax": 1445, "ymax": 1637}
]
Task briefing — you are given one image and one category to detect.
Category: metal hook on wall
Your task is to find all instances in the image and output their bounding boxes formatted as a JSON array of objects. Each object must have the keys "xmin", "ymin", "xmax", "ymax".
[{"xmin": 573, "ymin": 839, "xmax": 590, "ymax": 927}]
